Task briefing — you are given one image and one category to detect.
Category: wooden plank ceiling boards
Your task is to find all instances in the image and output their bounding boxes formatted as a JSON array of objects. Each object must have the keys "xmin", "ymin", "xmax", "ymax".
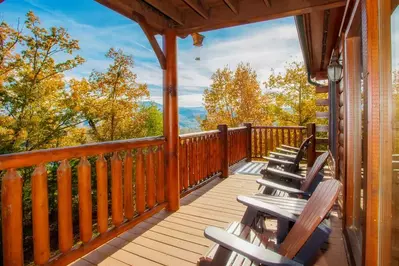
[{"xmin": 96, "ymin": 0, "xmax": 346, "ymax": 37}]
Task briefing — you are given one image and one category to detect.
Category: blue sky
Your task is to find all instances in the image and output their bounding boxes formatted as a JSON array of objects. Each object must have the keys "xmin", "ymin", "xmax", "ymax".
[{"xmin": 1, "ymin": 0, "xmax": 304, "ymax": 107}]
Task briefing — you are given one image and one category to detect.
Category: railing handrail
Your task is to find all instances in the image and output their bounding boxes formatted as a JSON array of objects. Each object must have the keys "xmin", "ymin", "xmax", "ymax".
[
  {"xmin": 179, "ymin": 130, "xmax": 220, "ymax": 139},
  {"xmin": 228, "ymin": 126, "xmax": 247, "ymax": 131},
  {"xmin": 0, "ymin": 136, "xmax": 165, "ymax": 170},
  {"xmin": 252, "ymin": 125, "xmax": 306, "ymax": 129}
]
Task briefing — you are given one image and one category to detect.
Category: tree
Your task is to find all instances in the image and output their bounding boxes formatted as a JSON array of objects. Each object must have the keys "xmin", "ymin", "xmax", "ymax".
[
  {"xmin": 0, "ymin": 11, "xmax": 85, "ymax": 154},
  {"xmin": 70, "ymin": 48, "xmax": 155, "ymax": 141},
  {"xmin": 200, "ymin": 62, "xmax": 272, "ymax": 130},
  {"xmin": 264, "ymin": 61, "xmax": 320, "ymax": 126}
]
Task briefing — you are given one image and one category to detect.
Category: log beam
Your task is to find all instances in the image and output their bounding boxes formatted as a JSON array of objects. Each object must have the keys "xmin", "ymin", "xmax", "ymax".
[
  {"xmin": 263, "ymin": 0, "xmax": 271, "ymax": 7},
  {"xmin": 224, "ymin": 0, "xmax": 239, "ymax": 14},
  {"xmin": 135, "ymin": 13, "xmax": 166, "ymax": 69},
  {"xmin": 182, "ymin": 0, "xmax": 209, "ymax": 19},
  {"xmin": 163, "ymin": 29, "xmax": 180, "ymax": 211},
  {"xmin": 95, "ymin": 0, "xmax": 172, "ymax": 34},
  {"xmin": 142, "ymin": 0, "xmax": 184, "ymax": 25}
]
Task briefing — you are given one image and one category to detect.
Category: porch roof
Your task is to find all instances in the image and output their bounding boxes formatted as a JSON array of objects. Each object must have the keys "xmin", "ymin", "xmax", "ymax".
[{"xmin": 96, "ymin": 0, "xmax": 346, "ymax": 37}]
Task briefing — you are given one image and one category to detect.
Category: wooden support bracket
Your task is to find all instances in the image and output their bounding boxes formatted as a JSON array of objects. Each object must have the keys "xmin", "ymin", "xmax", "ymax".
[{"xmin": 134, "ymin": 13, "xmax": 167, "ymax": 70}]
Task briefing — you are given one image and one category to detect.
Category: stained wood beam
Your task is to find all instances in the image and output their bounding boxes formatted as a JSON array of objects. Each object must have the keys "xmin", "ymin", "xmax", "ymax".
[
  {"xmin": 182, "ymin": 0, "xmax": 209, "ymax": 19},
  {"xmin": 316, "ymin": 86, "xmax": 329, "ymax": 93},
  {"xmin": 224, "ymin": 0, "xmax": 239, "ymax": 14},
  {"xmin": 96, "ymin": 0, "xmax": 171, "ymax": 34},
  {"xmin": 134, "ymin": 13, "xmax": 166, "ymax": 70},
  {"xmin": 176, "ymin": 0, "xmax": 345, "ymax": 36},
  {"xmin": 263, "ymin": 0, "xmax": 271, "ymax": 7},
  {"xmin": 142, "ymin": 0, "xmax": 184, "ymax": 25}
]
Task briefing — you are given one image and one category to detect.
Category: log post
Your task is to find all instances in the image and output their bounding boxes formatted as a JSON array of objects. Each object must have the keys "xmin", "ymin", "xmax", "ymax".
[
  {"xmin": 2, "ymin": 169, "xmax": 24, "ymax": 265},
  {"xmin": 218, "ymin": 124, "xmax": 229, "ymax": 178},
  {"xmin": 163, "ymin": 29, "xmax": 180, "ymax": 211},
  {"xmin": 307, "ymin": 123, "xmax": 316, "ymax": 167},
  {"xmin": 244, "ymin": 123, "xmax": 252, "ymax": 162}
]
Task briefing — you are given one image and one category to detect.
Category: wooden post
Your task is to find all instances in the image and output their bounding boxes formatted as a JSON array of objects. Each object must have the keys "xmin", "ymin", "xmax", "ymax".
[
  {"xmin": 2, "ymin": 169, "xmax": 23, "ymax": 265},
  {"xmin": 163, "ymin": 29, "xmax": 180, "ymax": 211},
  {"xmin": 307, "ymin": 123, "xmax": 316, "ymax": 167},
  {"xmin": 244, "ymin": 123, "xmax": 252, "ymax": 162},
  {"xmin": 218, "ymin": 124, "xmax": 229, "ymax": 178}
]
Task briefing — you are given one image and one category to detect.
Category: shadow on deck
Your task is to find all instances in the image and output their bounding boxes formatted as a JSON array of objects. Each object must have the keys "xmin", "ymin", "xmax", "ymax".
[{"xmin": 70, "ymin": 162, "xmax": 348, "ymax": 266}]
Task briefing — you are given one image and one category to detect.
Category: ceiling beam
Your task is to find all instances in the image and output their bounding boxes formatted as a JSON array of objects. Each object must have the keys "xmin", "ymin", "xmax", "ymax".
[
  {"xmin": 224, "ymin": 0, "xmax": 239, "ymax": 14},
  {"xmin": 176, "ymin": 0, "xmax": 346, "ymax": 36},
  {"xmin": 263, "ymin": 0, "xmax": 271, "ymax": 7},
  {"xmin": 182, "ymin": 0, "xmax": 209, "ymax": 19},
  {"xmin": 141, "ymin": 0, "xmax": 184, "ymax": 25},
  {"xmin": 134, "ymin": 13, "xmax": 166, "ymax": 70},
  {"xmin": 95, "ymin": 0, "xmax": 172, "ymax": 34}
]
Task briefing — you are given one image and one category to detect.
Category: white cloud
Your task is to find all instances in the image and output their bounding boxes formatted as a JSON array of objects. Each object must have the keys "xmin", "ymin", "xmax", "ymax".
[{"xmin": 2, "ymin": 1, "xmax": 303, "ymax": 108}]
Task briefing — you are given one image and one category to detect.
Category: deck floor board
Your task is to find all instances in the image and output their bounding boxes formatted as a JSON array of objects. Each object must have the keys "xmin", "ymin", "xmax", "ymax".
[{"xmin": 70, "ymin": 162, "xmax": 348, "ymax": 266}]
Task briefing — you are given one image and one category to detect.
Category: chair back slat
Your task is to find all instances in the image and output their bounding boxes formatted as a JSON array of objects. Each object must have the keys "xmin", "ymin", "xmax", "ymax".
[
  {"xmin": 293, "ymin": 135, "xmax": 313, "ymax": 165},
  {"xmin": 300, "ymin": 151, "xmax": 330, "ymax": 191},
  {"xmin": 278, "ymin": 179, "xmax": 341, "ymax": 259}
]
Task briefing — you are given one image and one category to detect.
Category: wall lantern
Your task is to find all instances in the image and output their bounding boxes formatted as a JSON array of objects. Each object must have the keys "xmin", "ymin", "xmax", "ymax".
[
  {"xmin": 191, "ymin": 32, "xmax": 204, "ymax": 61},
  {"xmin": 327, "ymin": 59, "xmax": 343, "ymax": 82}
]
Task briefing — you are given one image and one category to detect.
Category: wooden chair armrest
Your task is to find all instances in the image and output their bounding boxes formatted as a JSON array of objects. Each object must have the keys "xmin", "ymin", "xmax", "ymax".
[
  {"xmin": 264, "ymin": 157, "xmax": 295, "ymax": 166},
  {"xmin": 276, "ymin": 148, "xmax": 298, "ymax": 154},
  {"xmin": 256, "ymin": 179, "xmax": 310, "ymax": 197},
  {"xmin": 204, "ymin": 226, "xmax": 302, "ymax": 266},
  {"xmin": 237, "ymin": 196, "xmax": 297, "ymax": 222},
  {"xmin": 281, "ymin": 144, "xmax": 300, "ymax": 151},
  {"xmin": 270, "ymin": 152, "xmax": 296, "ymax": 160},
  {"xmin": 265, "ymin": 167, "xmax": 305, "ymax": 181}
]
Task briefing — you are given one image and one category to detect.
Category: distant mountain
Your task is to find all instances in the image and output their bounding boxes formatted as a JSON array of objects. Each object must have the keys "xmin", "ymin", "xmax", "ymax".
[{"xmin": 141, "ymin": 101, "xmax": 206, "ymax": 130}]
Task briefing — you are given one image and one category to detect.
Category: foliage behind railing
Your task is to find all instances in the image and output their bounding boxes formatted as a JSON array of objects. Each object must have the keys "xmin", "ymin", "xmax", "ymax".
[
  {"xmin": 0, "ymin": 136, "xmax": 166, "ymax": 265},
  {"xmin": 251, "ymin": 126, "xmax": 307, "ymax": 159}
]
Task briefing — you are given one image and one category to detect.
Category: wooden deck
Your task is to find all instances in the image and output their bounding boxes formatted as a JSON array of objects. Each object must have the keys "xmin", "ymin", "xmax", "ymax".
[{"xmin": 70, "ymin": 163, "xmax": 349, "ymax": 266}]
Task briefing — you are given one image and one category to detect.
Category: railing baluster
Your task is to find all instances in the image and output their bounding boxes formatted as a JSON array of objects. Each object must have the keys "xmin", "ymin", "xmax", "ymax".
[
  {"xmin": 294, "ymin": 129, "xmax": 298, "ymax": 146},
  {"xmin": 111, "ymin": 152, "xmax": 123, "ymax": 226},
  {"xmin": 259, "ymin": 128, "xmax": 263, "ymax": 158},
  {"xmin": 156, "ymin": 145, "xmax": 165, "ymax": 203},
  {"xmin": 96, "ymin": 154, "xmax": 108, "ymax": 232},
  {"xmin": 2, "ymin": 169, "xmax": 24, "ymax": 265},
  {"xmin": 124, "ymin": 152, "xmax": 134, "ymax": 220},
  {"xmin": 146, "ymin": 148, "xmax": 156, "ymax": 208},
  {"xmin": 57, "ymin": 160, "xmax": 73, "ymax": 253},
  {"xmin": 136, "ymin": 148, "xmax": 145, "ymax": 214},
  {"xmin": 32, "ymin": 164, "xmax": 50, "ymax": 264},
  {"xmin": 254, "ymin": 128, "xmax": 258, "ymax": 158},
  {"xmin": 265, "ymin": 128, "xmax": 269, "ymax": 156},
  {"xmin": 183, "ymin": 141, "xmax": 189, "ymax": 189},
  {"xmin": 195, "ymin": 138, "xmax": 199, "ymax": 183},
  {"xmin": 78, "ymin": 156, "xmax": 92, "ymax": 243},
  {"xmin": 189, "ymin": 140, "xmax": 195, "ymax": 187},
  {"xmin": 288, "ymin": 129, "xmax": 291, "ymax": 146}
]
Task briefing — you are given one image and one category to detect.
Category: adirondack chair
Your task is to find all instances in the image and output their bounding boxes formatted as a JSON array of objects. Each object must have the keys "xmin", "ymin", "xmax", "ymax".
[
  {"xmin": 262, "ymin": 135, "xmax": 313, "ymax": 174},
  {"xmin": 198, "ymin": 179, "xmax": 341, "ymax": 266},
  {"xmin": 259, "ymin": 151, "xmax": 330, "ymax": 198}
]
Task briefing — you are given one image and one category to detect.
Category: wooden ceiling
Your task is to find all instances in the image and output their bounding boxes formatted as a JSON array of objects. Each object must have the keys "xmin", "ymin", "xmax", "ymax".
[
  {"xmin": 300, "ymin": 6, "xmax": 346, "ymax": 79},
  {"xmin": 96, "ymin": 0, "xmax": 346, "ymax": 37}
]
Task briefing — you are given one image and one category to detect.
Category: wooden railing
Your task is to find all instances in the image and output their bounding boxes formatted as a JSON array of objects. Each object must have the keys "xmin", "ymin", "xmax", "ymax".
[
  {"xmin": 228, "ymin": 126, "xmax": 249, "ymax": 166},
  {"xmin": 179, "ymin": 130, "xmax": 222, "ymax": 194},
  {"xmin": 0, "ymin": 136, "xmax": 166, "ymax": 265},
  {"xmin": 251, "ymin": 126, "xmax": 307, "ymax": 159}
]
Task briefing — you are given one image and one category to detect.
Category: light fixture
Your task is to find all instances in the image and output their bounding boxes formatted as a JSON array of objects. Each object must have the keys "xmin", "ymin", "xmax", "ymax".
[
  {"xmin": 327, "ymin": 58, "xmax": 343, "ymax": 82},
  {"xmin": 191, "ymin": 33, "xmax": 205, "ymax": 61},
  {"xmin": 191, "ymin": 32, "xmax": 205, "ymax": 47}
]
